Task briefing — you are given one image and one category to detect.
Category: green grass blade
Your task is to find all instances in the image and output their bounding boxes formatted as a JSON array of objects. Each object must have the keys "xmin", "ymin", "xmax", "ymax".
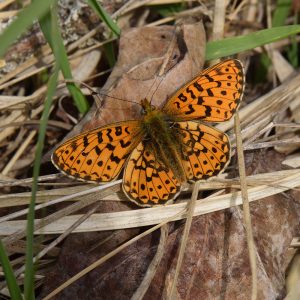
[
  {"xmin": 24, "ymin": 65, "xmax": 59, "ymax": 300},
  {"xmin": 206, "ymin": 25, "xmax": 300, "ymax": 60},
  {"xmin": 0, "ymin": 0, "xmax": 56, "ymax": 57},
  {"xmin": 287, "ymin": 14, "xmax": 299, "ymax": 67},
  {"xmin": 0, "ymin": 241, "xmax": 23, "ymax": 300},
  {"xmin": 272, "ymin": 0, "xmax": 292, "ymax": 27},
  {"xmin": 87, "ymin": 0, "xmax": 121, "ymax": 36},
  {"xmin": 24, "ymin": 6, "xmax": 64, "ymax": 298},
  {"xmin": 258, "ymin": 0, "xmax": 292, "ymax": 81},
  {"xmin": 150, "ymin": 3, "xmax": 185, "ymax": 17},
  {"xmin": 103, "ymin": 42, "xmax": 116, "ymax": 67},
  {"xmin": 38, "ymin": 9, "xmax": 53, "ymax": 49},
  {"xmin": 288, "ymin": 31, "xmax": 299, "ymax": 67},
  {"xmin": 255, "ymin": 53, "xmax": 271, "ymax": 83},
  {"xmin": 45, "ymin": 4, "xmax": 89, "ymax": 114}
]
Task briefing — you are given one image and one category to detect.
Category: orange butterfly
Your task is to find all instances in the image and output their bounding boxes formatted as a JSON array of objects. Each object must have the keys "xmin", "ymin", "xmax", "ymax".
[{"xmin": 52, "ymin": 59, "xmax": 244, "ymax": 206}]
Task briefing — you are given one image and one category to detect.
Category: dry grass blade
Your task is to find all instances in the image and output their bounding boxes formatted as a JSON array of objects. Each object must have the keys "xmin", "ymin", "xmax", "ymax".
[
  {"xmin": 0, "ymin": 10, "xmax": 18, "ymax": 19},
  {"xmin": 131, "ymin": 224, "xmax": 169, "ymax": 300},
  {"xmin": 285, "ymin": 253, "xmax": 300, "ymax": 300},
  {"xmin": 10, "ymin": 203, "xmax": 102, "ymax": 283},
  {"xmin": 244, "ymin": 138, "xmax": 300, "ymax": 150},
  {"xmin": 168, "ymin": 181, "xmax": 201, "ymax": 300},
  {"xmin": 0, "ymin": 169, "xmax": 297, "ymax": 208},
  {"xmin": 211, "ymin": 0, "xmax": 226, "ymax": 42},
  {"xmin": 2, "ymin": 131, "xmax": 36, "ymax": 175},
  {"xmin": 0, "ymin": 174, "xmax": 58, "ymax": 187},
  {"xmin": 0, "ymin": 180, "xmax": 121, "ymax": 223},
  {"xmin": 41, "ymin": 211, "xmax": 185, "ymax": 300},
  {"xmin": 1, "ymin": 184, "xmax": 121, "ymax": 247},
  {"xmin": 234, "ymin": 113, "xmax": 257, "ymax": 300},
  {"xmin": 1, "ymin": 169, "xmax": 299, "ymax": 235},
  {"xmin": 290, "ymin": 238, "xmax": 300, "ymax": 248},
  {"xmin": 0, "ymin": 0, "xmax": 16, "ymax": 10}
]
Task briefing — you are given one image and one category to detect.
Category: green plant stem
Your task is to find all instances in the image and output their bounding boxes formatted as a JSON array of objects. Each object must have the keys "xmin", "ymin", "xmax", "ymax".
[
  {"xmin": 206, "ymin": 25, "xmax": 300, "ymax": 60},
  {"xmin": 24, "ymin": 65, "xmax": 59, "ymax": 300},
  {"xmin": 0, "ymin": 241, "xmax": 23, "ymax": 300},
  {"xmin": 87, "ymin": 0, "xmax": 121, "ymax": 36}
]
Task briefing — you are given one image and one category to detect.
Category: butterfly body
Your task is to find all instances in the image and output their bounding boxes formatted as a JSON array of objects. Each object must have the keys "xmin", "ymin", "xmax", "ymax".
[
  {"xmin": 139, "ymin": 98, "xmax": 187, "ymax": 183},
  {"xmin": 52, "ymin": 59, "xmax": 244, "ymax": 206}
]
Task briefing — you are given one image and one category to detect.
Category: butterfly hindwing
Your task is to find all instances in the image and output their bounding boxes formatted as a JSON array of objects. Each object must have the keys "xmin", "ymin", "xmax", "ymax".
[
  {"xmin": 174, "ymin": 121, "xmax": 230, "ymax": 180},
  {"xmin": 163, "ymin": 59, "xmax": 244, "ymax": 122},
  {"xmin": 123, "ymin": 141, "xmax": 181, "ymax": 206},
  {"xmin": 52, "ymin": 121, "xmax": 142, "ymax": 182}
]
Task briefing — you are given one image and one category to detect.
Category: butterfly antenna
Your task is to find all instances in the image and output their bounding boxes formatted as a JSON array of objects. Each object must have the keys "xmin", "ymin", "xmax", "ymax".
[
  {"xmin": 98, "ymin": 92, "xmax": 141, "ymax": 106},
  {"xmin": 149, "ymin": 75, "xmax": 164, "ymax": 104},
  {"xmin": 143, "ymin": 75, "xmax": 158, "ymax": 101},
  {"xmin": 149, "ymin": 28, "xmax": 178, "ymax": 104},
  {"xmin": 64, "ymin": 79, "xmax": 141, "ymax": 106},
  {"xmin": 149, "ymin": 53, "xmax": 180, "ymax": 104}
]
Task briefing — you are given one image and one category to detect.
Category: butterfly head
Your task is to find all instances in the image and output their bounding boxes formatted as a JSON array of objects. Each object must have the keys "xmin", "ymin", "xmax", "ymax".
[{"xmin": 140, "ymin": 98, "xmax": 156, "ymax": 115}]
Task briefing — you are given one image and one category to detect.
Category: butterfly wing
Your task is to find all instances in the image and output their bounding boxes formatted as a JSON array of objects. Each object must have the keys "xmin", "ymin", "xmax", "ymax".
[
  {"xmin": 123, "ymin": 141, "xmax": 181, "ymax": 206},
  {"xmin": 52, "ymin": 121, "xmax": 142, "ymax": 182},
  {"xmin": 163, "ymin": 59, "xmax": 244, "ymax": 122},
  {"xmin": 174, "ymin": 121, "xmax": 230, "ymax": 180}
]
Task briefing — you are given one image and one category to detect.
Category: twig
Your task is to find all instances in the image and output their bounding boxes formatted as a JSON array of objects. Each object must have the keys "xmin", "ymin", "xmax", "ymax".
[
  {"xmin": 168, "ymin": 181, "xmax": 201, "ymax": 299},
  {"xmin": 1, "ymin": 131, "xmax": 36, "ymax": 175},
  {"xmin": 131, "ymin": 224, "xmax": 169, "ymax": 300}
]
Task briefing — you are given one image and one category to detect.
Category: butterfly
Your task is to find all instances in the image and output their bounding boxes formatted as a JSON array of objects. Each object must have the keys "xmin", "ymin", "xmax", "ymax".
[{"xmin": 52, "ymin": 59, "xmax": 244, "ymax": 207}]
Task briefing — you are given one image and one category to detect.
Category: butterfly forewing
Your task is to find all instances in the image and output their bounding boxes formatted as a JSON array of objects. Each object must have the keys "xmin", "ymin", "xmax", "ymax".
[
  {"xmin": 52, "ymin": 121, "xmax": 142, "ymax": 182},
  {"xmin": 173, "ymin": 121, "xmax": 230, "ymax": 180},
  {"xmin": 123, "ymin": 142, "xmax": 180, "ymax": 206},
  {"xmin": 162, "ymin": 59, "xmax": 244, "ymax": 122}
]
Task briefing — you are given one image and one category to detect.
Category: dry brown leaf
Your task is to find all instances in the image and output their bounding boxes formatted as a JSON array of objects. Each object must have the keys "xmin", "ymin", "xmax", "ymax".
[{"xmin": 40, "ymin": 22, "xmax": 207, "ymax": 298}]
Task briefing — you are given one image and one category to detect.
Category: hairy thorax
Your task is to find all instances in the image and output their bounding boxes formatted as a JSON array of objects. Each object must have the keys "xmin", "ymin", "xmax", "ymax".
[{"xmin": 140, "ymin": 99, "xmax": 187, "ymax": 182}]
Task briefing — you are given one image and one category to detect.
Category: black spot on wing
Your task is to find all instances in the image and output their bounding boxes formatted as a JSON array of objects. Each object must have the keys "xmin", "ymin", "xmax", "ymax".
[
  {"xmin": 186, "ymin": 87, "xmax": 196, "ymax": 99},
  {"xmin": 106, "ymin": 128, "xmax": 113, "ymax": 142},
  {"xmin": 184, "ymin": 104, "xmax": 195, "ymax": 115},
  {"xmin": 178, "ymin": 93, "xmax": 188, "ymax": 102},
  {"xmin": 120, "ymin": 139, "xmax": 131, "ymax": 148},
  {"xmin": 83, "ymin": 136, "xmax": 89, "ymax": 147},
  {"xmin": 115, "ymin": 126, "xmax": 122, "ymax": 136},
  {"xmin": 97, "ymin": 132, "xmax": 103, "ymax": 143},
  {"xmin": 193, "ymin": 82, "xmax": 203, "ymax": 92},
  {"xmin": 95, "ymin": 145, "xmax": 101, "ymax": 155},
  {"xmin": 207, "ymin": 89, "xmax": 213, "ymax": 97}
]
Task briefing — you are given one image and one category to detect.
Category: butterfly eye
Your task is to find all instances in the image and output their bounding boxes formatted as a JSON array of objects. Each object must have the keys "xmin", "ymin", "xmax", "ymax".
[{"xmin": 140, "ymin": 106, "xmax": 146, "ymax": 115}]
